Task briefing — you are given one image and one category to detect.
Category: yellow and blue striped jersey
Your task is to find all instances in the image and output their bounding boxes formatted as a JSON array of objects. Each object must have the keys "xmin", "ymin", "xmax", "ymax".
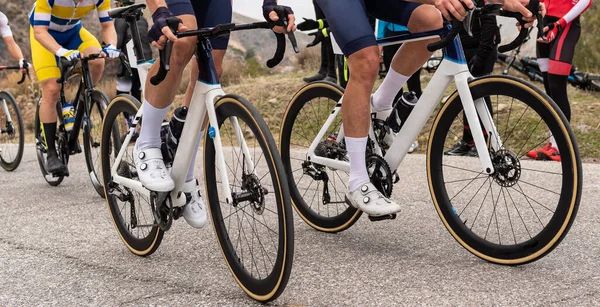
[{"xmin": 29, "ymin": 0, "xmax": 112, "ymax": 32}]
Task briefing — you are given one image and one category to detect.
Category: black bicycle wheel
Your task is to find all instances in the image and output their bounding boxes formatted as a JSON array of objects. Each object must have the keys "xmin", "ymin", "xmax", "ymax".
[
  {"xmin": 427, "ymin": 75, "xmax": 582, "ymax": 265},
  {"xmin": 279, "ymin": 82, "xmax": 362, "ymax": 233},
  {"xmin": 587, "ymin": 74, "xmax": 600, "ymax": 91},
  {"xmin": 83, "ymin": 90, "xmax": 113, "ymax": 198},
  {"xmin": 0, "ymin": 91, "xmax": 24, "ymax": 171},
  {"xmin": 34, "ymin": 98, "xmax": 64, "ymax": 186},
  {"xmin": 204, "ymin": 95, "xmax": 293, "ymax": 302},
  {"xmin": 101, "ymin": 95, "xmax": 163, "ymax": 256}
]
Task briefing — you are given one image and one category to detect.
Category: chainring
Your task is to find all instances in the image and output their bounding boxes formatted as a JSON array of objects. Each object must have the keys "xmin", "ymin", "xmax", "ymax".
[{"xmin": 366, "ymin": 153, "xmax": 394, "ymax": 198}]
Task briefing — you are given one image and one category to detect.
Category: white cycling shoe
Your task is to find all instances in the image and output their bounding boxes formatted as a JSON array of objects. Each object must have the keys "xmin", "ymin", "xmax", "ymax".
[
  {"xmin": 346, "ymin": 183, "xmax": 401, "ymax": 216},
  {"xmin": 133, "ymin": 146, "xmax": 175, "ymax": 192},
  {"xmin": 182, "ymin": 179, "xmax": 208, "ymax": 229}
]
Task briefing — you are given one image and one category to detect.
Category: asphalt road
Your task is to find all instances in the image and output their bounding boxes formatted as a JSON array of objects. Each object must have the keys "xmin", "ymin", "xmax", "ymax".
[{"xmin": 1, "ymin": 145, "xmax": 599, "ymax": 306}]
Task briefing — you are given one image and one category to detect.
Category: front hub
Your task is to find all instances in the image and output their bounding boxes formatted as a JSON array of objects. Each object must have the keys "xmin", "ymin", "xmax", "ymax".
[{"xmin": 491, "ymin": 149, "xmax": 521, "ymax": 187}]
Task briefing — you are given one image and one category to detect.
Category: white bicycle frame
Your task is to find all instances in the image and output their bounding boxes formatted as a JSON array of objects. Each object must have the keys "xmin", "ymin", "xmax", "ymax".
[
  {"xmin": 109, "ymin": 39, "xmax": 254, "ymax": 208},
  {"xmin": 315, "ymin": 31, "xmax": 503, "ymax": 175}
]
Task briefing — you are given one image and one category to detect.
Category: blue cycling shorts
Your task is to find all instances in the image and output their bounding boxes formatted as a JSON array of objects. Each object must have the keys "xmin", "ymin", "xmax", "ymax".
[
  {"xmin": 165, "ymin": 0, "xmax": 232, "ymax": 50},
  {"xmin": 316, "ymin": 0, "xmax": 421, "ymax": 56}
]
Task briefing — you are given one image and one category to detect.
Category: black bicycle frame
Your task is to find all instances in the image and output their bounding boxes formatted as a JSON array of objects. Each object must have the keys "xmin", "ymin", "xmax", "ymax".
[{"xmin": 58, "ymin": 57, "xmax": 97, "ymax": 152}]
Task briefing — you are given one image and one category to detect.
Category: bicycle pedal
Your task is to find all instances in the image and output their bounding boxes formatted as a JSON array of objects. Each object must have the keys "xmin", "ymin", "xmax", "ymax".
[{"xmin": 368, "ymin": 213, "xmax": 397, "ymax": 222}]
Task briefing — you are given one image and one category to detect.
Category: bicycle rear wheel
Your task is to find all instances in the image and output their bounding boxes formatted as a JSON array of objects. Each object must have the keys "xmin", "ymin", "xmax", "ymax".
[
  {"xmin": 427, "ymin": 76, "xmax": 582, "ymax": 265},
  {"xmin": 101, "ymin": 95, "xmax": 163, "ymax": 256},
  {"xmin": 279, "ymin": 82, "xmax": 361, "ymax": 233},
  {"xmin": 83, "ymin": 90, "xmax": 112, "ymax": 198},
  {"xmin": 204, "ymin": 95, "xmax": 293, "ymax": 302},
  {"xmin": 0, "ymin": 91, "xmax": 24, "ymax": 171},
  {"xmin": 34, "ymin": 98, "xmax": 64, "ymax": 186}
]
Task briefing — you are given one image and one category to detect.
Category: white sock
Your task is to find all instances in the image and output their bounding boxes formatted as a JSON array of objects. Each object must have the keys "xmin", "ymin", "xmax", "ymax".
[
  {"xmin": 136, "ymin": 99, "xmax": 170, "ymax": 150},
  {"xmin": 186, "ymin": 131, "xmax": 204, "ymax": 182},
  {"xmin": 346, "ymin": 136, "xmax": 371, "ymax": 192},
  {"xmin": 372, "ymin": 68, "xmax": 410, "ymax": 111}
]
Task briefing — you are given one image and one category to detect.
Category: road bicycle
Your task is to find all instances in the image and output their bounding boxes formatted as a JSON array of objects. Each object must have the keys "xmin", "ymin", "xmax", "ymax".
[
  {"xmin": 101, "ymin": 4, "xmax": 296, "ymax": 302},
  {"xmin": 0, "ymin": 64, "xmax": 28, "ymax": 171},
  {"xmin": 34, "ymin": 54, "xmax": 112, "ymax": 197},
  {"xmin": 280, "ymin": 2, "xmax": 582, "ymax": 265}
]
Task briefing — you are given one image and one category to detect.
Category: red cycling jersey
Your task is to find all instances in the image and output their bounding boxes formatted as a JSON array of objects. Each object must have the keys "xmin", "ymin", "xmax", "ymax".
[{"xmin": 541, "ymin": 0, "xmax": 593, "ymax": 23}]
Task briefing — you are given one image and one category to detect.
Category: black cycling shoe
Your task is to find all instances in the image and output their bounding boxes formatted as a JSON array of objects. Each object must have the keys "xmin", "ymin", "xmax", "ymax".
[
  {"xmin": 303, "ymin": 73, "xmax": 326, "ymax": 83},
  {"xmin": 444, "ymin": 140, "xmax": 474, "ymax": 156},
  {"xmin": 46, "ymin": 153, "xmax": 67, "ymax": 175},
  {"xmin": 323, "ymin": 76, "xmax": 337, "ymax": 83}
]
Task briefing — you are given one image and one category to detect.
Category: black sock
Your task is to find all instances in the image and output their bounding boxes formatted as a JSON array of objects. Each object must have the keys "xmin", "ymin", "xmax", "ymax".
[
  {"xmin": 548, "ymin": 73, "xmax": 571, "ymax": 121},
  {"xmin": 43, "ymin": 122, "xmax": 58, "ymax": 155}
]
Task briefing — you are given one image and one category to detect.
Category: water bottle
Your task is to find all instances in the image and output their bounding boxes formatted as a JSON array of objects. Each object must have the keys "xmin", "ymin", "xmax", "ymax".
[
  {"xmin": 160, "ymin": 106, "xmax": 188, "ymax": 165},
  {"xmin": 62, "ymin": 102, "xmax": 75, "ymax": 131},
  {"xmin": 386, "ymin": 91, "xmax": 418, "ymax": 133}
]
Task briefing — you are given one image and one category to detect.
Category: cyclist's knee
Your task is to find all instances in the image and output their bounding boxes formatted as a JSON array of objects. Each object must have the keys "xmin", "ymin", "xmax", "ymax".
[
  {"xmin": 408, "ymin": 6, "xmax": 443, "ymax": 33},
  {"xmin": 170, "ymin": 36, "xmax": 196, "ymax": 71},
  {"xmin": 348, "ymin": 47, "xmax": 380, "ymax": 84},
  {"xmin": 40, "ymin": 80, "xmax": 61, "ymax": 104}
]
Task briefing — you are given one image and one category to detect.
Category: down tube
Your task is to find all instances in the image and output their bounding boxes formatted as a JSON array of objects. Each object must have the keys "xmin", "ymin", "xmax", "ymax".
[
  {"xmin": 385, "ymin": 69, "xmax": 453, "ymax": 170},
  {"xmin": 169, "ymin": 81, "xmax": 212, "ymax": 208}
]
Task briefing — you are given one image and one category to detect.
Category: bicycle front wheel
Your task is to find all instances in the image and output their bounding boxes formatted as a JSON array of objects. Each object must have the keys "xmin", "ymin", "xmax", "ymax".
[
  {"xmin": 83, "ymin": 90, "xmax": 112, "ymax": 198},
  {"xmin": 0, "ymin": 91, "xmax": 24, "ymax": 171},
  {"xmin": 427, "ymin": 75, "xmax": 582, "ymax": 265},
  {"xmin": 101, "ymin": 95, "xmax": 163, "ymax": 256},
  {"xmin": 204, "ymin": 95, "xmax": 293, "ymax": 302}
]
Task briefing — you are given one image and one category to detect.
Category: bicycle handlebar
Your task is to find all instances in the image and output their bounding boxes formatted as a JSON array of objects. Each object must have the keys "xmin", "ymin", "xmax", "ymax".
[
  {"xmin": 427, "ymin": 0, "xmax": 544, "ymax": 53},
  {"xmin": 0, "ymin": 63, "xmax": 31, "ymax": 85},
  {"xmin": 150, "ymin": 8, "xmax": 299, "ymax": 86},
  {"xmin": 498, "ymin": 0, "xmax": 545, "ymax": 53},
  {"xmin": 57, "ymin": 53, "xmax": 106, "ymax": 84}
]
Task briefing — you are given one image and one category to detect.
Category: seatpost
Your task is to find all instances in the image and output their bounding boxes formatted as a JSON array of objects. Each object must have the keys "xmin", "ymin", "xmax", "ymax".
[{"xmin": 127, "ymin": 15, "xmax": 147, "ymax": 63}]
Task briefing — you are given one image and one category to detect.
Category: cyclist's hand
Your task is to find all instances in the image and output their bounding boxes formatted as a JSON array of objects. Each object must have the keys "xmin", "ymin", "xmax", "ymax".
[
  {"xmin": 263, "ymin": 1, "xmax": 296, "ymax": 33},
  {"xmin": 102, "ymin": 44, "xmax": 120, "ymax": 59},
  {"xmin": 297, "ymin": 18, "xmax": 319, "ymax": 31},
  {"xmin": 499, "ymin": 0, "xmax": 533, "ymax": 21},
  {"xmin": 147, "ymin": 7, "xmax": 188, "ymax": 49},
  {"xmin": 307, "ymin": 30, "xmax": 324, "ymax": 48},
  {"xmin": 18, "ymin": 59, "xmax": 29, "ymax": 74},
  {"xmin": 434, "ymin": 0, "xmax": 474, "ymax": 21},
  {"xmin": 56, "ymin": 48, "xmax": 80, "ymax": 61},
  {"xmin": 537, "ymin": 18, "xmax": 566, "ymax": 43}
]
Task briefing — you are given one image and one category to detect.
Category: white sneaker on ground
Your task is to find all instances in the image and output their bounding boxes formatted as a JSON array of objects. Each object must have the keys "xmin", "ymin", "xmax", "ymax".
[
  {"xmin": 133, "ymin": 146, "xmax": 174, "ymax": 192},
  {"xmin": 345, "ymin": 183, "xmax": 401, "ymax": 216},
  {"xmin": 182, "ymin": 179, "xmax": 208, "ymax": 228}
]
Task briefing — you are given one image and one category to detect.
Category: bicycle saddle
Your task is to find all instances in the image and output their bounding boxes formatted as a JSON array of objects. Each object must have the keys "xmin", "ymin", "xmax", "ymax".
[{"xmin": 108, "ymin": 3, "xmax": 146, "ymax": 19}]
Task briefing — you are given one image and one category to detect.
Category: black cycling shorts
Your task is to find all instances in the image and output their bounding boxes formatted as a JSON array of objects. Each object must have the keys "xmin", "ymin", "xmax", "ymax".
[
  {"xmin": 165, "ymin": 0, "xmax": 232, "ymax": 50},
  {"xmin": 536, "ymin": 16, "xmax": 581, "ymax": 76},
  {"xmin": 315, "ymin": 0, "xmax": 421, "ymax": 56}
]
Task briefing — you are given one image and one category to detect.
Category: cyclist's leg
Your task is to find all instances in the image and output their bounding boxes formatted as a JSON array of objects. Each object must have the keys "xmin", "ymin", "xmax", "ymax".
[
  {"xmin": 30, "ymin": 26, "xmax": 66, "ymax": 172},
  {"xmin": 134, "ymin": 0, "xmax": 197, "ymax": 192},
  {"xmin": 73, "ymin": 27, "xmax": 104, "ymax": 85},
  {"xmin": 372, "ymin": 2, "xmax": 442, "ymax": 111},
  {"xmin": 183, "ymin": 0, "xmax": 232, "ymax": 183},
  {"xmin": 316, "ymin": 0, "xmax": 401, "ymax": 216},
  {"xmin": 536, "ymin": 16, "xmax": 556, "ymax": 99}
]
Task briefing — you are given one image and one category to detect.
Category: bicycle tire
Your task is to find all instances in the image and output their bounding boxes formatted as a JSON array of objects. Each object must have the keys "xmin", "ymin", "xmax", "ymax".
[
  {"xmin": 83, "ymin": 90, "xmax": 113, "ymax": 198},
  {"xmin": 204, "ymin": 95, "xmax": 293, "ymax": 302},
  {"xmin": 279, "ymin": 81, "xmax": 362, "ymax": 233},
  {"xmin": 101, "ymin": 95, "xmax": 163, "ymax": 256},
  {"xmin": 0, "ymin": 91, "xmax": 24, "ymax": 171},
  {"xmin": 34, "ymin": 98, "xmax": 64, "ymax": 186},
  {"xmin": 427, "ymin": 75, "xmax": 581, "ymax": 265},
  {"xmin": 587, "ymin": 74, "xmax": 600, "ymax": 91}
]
